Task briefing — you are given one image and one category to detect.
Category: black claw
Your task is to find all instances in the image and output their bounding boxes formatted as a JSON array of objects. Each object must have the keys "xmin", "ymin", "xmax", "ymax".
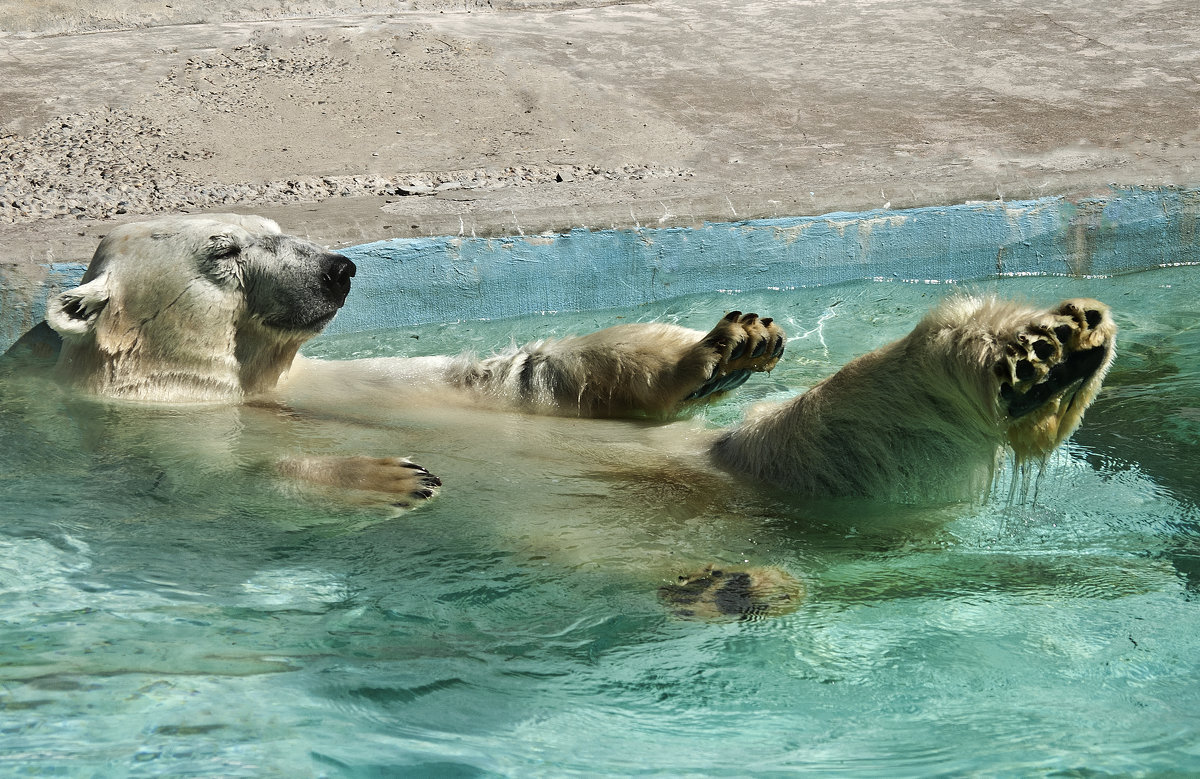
[
  {"xmin": 414, "ymin": 488, "xmax": 435, "ymax": 499},
  {"xmin": 760, "ymin": 317, "xmax": 773, "ymax": 327},
  {"xmin": 423, "ymin": 475, "xmax": 443, "ymax": 487},
  {"xmin": 773, "ymin": 341, "xmax": 786, "ymax": 359},
  {"xmin": 391, "ymin": 501, "xmax": 412, "ymax": 509},
  {"xmin": 401, "ymin": 462, "xmax": 424, "ymax": 470},
  {"xmin": 724, "ymin": 311, "xmax": 742, "ymax": 322},
  {"xmin": 739, "ymin": 313, "xmax": 759, "ymax": 324},
  {"xmin": 751, "ymin": 339, "xmax": 768, "ymax": 358},
  {"xmin": 729, "ymin": 340, "xmax": 748, "ymax": 360}
]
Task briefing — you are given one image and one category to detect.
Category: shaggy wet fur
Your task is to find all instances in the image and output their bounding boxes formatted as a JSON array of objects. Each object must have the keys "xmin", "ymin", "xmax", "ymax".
[{"xmin": 710, "ymin": 296, "xmax": 1116, "ymax": 503}]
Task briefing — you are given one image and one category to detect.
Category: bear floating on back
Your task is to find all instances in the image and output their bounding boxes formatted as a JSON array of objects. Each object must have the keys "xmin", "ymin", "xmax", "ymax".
[
  {"xmin": 33, "ymin": 214, "xmax": 1117, "ymax": 618},
  {"xmin": 41, "ymin": 213, "xmax": 1115, "ymax": 507}
]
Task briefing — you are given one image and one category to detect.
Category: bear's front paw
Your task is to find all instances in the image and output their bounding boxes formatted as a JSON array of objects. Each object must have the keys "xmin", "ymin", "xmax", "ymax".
[
  {"xmin": 685, "ymin": 312, "xmax": 787, "ymax": 401},
  {"xmin": 995, "ymin": 298, "xmax": 1115, "ymax": 420},
  {"xmin": 658, "ymin": 565, "xmax": 803, "ymax": 621},
  {"xmin": 276, "ymin": 455, "xmax": 442, "ymax": 512}
]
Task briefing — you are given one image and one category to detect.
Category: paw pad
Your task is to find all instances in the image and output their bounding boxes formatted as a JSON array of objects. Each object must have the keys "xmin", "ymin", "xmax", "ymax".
[
  {"xmin": 995, "ymin": 299, "xmax": 1112, "ymax": 419},
  {"xmin": 658, "ymin": 566, "xmax": 803, "ymax": 620}
]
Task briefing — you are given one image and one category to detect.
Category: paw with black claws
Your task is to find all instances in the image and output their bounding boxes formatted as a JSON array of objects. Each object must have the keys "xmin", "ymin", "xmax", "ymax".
[
  {"xmin": 995, "ymin": 298, "xmax": 1116, "ymax": 458},
  {"xmin": 685, "ymin": 312, "xmax": 787, "ymax": 401},
  {"xmin": 658, "ymin": 565, "xmax": 803, "ymax": 621},
  {"xmin": 276, "ymin": 455, "xmax": 442, "ymax": 512},
  {"xmin": 386, "ymin": 460, "xmax": 444, "ymax": 511}
]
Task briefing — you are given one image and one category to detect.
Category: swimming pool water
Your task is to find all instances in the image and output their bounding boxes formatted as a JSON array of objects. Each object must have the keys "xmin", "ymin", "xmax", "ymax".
[{"xmin": 1, "ymin": 267, "xmax": 1199, "ymax": 776}]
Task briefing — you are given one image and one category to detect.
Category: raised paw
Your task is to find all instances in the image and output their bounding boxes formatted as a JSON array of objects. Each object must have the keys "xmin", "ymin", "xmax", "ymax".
[
  {"xmin": 685, "ymin": 312, "xmax": 787, "ymax": 401},
  {"xmin": 276, "ymin": 455, "xmax": 442, "ymax": 511},
  {"xmin": 994, "ymin": 298, "xmax": 1116, "ymax": 457},
  {"xmin": 658, "ymin": 565, "xmax": 804, "ymax": 621}
]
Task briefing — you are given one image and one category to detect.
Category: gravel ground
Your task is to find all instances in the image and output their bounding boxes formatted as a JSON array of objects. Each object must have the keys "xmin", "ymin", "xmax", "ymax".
[
  {"xmin": 0, "ymin": 106, "xmax": 691, "ymax": 224},
  {"xmin": 1, "ymin": 0, "xmax": 1198, "ymax": 262},
  {"xmin": 0, "ymin": 16, "xmax": 692, "ymax": 226}
]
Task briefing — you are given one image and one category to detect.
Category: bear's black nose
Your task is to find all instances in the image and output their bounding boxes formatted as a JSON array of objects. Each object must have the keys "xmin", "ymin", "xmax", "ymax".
[{"xmin": 321, "ymin": 254, "xmax": 356, "ymax": 298}]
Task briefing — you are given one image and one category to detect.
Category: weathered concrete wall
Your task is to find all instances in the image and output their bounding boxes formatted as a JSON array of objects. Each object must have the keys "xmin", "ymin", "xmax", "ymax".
[
  {"xmin": 3, "ymin": 186, "xmax": 1197, "ymax": 351},
  {"xmin": 331, "ymin": 186, "xmax": 1200, "ymax": 334}
]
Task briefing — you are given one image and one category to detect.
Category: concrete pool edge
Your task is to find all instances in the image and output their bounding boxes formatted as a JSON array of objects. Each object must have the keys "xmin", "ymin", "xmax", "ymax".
[
  {"xmin": 329, "ymin": 185, "xmax": 1200, "ymax": 335},
  {"xmin": 2, "ymin": 185, "xmax": 1198, "ymax": 350}
]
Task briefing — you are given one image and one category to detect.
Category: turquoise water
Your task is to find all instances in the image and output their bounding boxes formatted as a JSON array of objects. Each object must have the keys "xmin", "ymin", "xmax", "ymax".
[{"xmin": 2, "ymin": 267, "xmax": 1199, "ymax": 776}]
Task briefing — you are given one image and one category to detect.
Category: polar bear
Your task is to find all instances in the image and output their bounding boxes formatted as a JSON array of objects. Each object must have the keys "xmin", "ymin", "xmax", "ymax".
[
  {"xmin": 37, "ymin": 213, "xmax": 1116, "ymax": 618},
  {"xmin": 41, "ymin": 214, "xmax": 785, "ymax": 506}
]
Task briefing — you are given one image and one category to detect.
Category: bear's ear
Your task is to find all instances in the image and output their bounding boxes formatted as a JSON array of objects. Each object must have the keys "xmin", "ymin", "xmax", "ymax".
[
  {"xmin": 205, "ymin": 232, "xmax": 243, "ymax": 260},
  {"xmin": 46, "ymin": 276, "xmax": 111, "ymax": 337}
]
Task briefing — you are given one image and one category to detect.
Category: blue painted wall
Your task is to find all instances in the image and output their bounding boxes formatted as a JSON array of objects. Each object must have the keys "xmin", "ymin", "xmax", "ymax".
[
  {"xmin": 328, "ymin": 186, "xmax": 1200, "ymax": 335},
  {"xmin": 3, "ymin": 186, "xmax": 1198, "ymax": 350}
]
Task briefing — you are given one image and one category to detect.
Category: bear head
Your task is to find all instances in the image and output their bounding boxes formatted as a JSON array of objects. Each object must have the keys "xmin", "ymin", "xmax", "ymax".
[{"xmin": 46, "ymin": 214, "xmax": 355, "ymax": 403}]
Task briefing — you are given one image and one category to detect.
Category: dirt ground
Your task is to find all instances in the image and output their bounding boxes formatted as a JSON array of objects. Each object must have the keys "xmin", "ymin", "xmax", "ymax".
[{"xmin": 2, "ymin": 0, "xmax": 1199, "ymax": 267}]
